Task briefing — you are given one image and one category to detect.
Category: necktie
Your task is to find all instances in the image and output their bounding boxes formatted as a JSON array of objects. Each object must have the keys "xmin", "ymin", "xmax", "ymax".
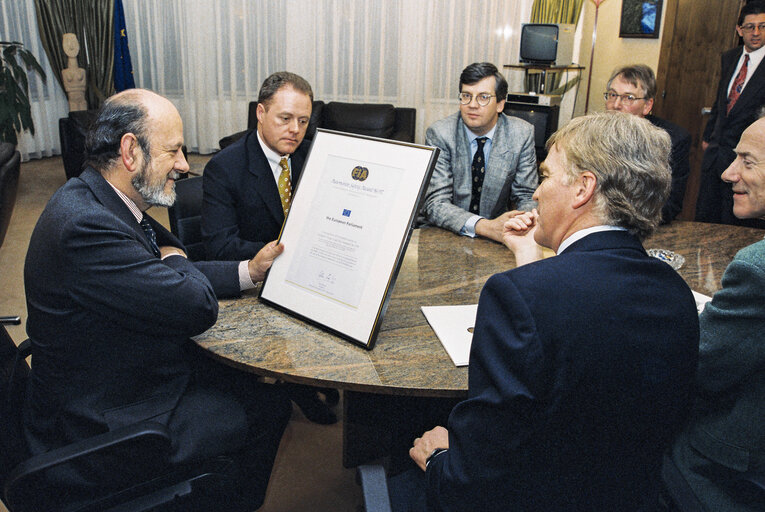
[
  {"xmin": 278, "ymin": 157, "xmax": 293, "ymax": 216},
  {"xmin": 727, "ymin": 54, "xmax": 749, "ymax": 114},
  {"xmin": 139, "ymin": 217, "xmax": 161, "ymax": 257},
  {"xmin": 469, "ymin": 137, "xmax": 488, "ymax": 215}
]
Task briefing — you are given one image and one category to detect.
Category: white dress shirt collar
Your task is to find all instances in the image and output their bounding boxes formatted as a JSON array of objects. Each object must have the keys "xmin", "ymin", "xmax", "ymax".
[{"xmin": 556, "ymin": 225, "xmax": 627, "ymax": 254}]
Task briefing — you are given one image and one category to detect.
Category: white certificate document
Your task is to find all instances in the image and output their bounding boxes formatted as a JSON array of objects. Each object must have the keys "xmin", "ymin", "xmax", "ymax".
[
  {"xmin": 284, "ymin": 155, "xmax": 403, "ymax": 309},
  {"xmin": 260, "ymin": 130, "xmax": 439, "ymax": 349}
]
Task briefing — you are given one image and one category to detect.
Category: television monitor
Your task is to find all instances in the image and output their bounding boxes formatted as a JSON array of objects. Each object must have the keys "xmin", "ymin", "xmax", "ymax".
[
  {"xmin": 503, "ymin": 102, "xmax": 559, "ymax": 163},
  {"xmin": 519, "ymin": 23, "xmax": 575, "ymax": 66}
]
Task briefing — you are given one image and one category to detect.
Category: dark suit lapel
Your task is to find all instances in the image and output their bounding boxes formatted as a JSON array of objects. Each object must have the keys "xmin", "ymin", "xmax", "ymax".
[
  {"xmin": 246, "ymin": 130, "xmax": 284, "ymax": 225},
  {"xmin": 730, "ymin": 51, "xmax": 765, "ymax": 117},
  {"xmin": 78, "ymin": 167, "xmax": 159, "ymax": 256}
]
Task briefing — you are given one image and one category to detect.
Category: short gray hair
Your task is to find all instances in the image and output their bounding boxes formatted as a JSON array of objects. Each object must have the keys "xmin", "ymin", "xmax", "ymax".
[
  {"xmin": 606, "ymin": 65, "xmax": 656, "ymax": 100},
  {"xmin": 547, "ymin": 112, "xmax": 671, "ymax": 239}
]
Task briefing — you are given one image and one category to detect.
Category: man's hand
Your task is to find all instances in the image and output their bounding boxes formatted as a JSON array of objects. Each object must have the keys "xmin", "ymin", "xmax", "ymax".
[
  {"xmin": 159, "ymin": 246, "xmax": 187, "ymax": 259},
  {"xmin": 475, "ymin": 210, "xmax": 523, "ymax": 243},
  {"xmin": 409, "ymin": 426, "xmax": 449, "ymax": 472},
  {"xmin": 502, "ymin": 209, "xmax": 544, "ymax": 266},
  {"xmin": 702, "ymin": 140, "xmax": 709, "ymax": 152},
  {"xmin": 248, "ymin": 241, "xmax": 285, "ymax": 283}
]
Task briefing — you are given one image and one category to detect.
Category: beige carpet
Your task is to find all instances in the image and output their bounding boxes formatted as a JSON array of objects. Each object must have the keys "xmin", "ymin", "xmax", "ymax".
[{"xmin": 0, "ymin": 155, "xmax": 363, "ymax": 512}]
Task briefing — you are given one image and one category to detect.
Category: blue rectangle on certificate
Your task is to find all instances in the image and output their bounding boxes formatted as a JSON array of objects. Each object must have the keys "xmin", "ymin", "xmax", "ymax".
[{"xmin": 342, "ymin": 209, "xmax": 351, "ymax": 217}]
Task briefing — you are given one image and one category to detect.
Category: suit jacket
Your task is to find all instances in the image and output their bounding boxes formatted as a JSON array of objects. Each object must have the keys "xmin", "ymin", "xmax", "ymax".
[
  {"xmin": 422, "ymin": 113, "xmax": 537, "ymax": 234},
  {"xmin": 697, "ymin": 47, "xmax": 765, "ymax": 224},
  {"xmin": 23, "ymin": 167, "xmax": 246, "ymax": 486},
  {"xmin": 425, "ymin": 231, "xmax": 699, "ymax": 512},
  {"xmin": 646, "ymin": 115, "xmax": 691, "ymax": 223},
  {"xmin": 670, "ymin": 239, "xmax": 765, "ymax": 512},
  {"xmin": 202, "ymin": 128, "xmax": 308, "ymax": 260}
]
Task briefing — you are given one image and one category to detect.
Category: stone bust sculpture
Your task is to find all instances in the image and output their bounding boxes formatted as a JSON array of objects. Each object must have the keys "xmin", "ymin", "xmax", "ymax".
[{"xmin": 62, "ymin": 33, "xmax": 87, "ymax": 112}]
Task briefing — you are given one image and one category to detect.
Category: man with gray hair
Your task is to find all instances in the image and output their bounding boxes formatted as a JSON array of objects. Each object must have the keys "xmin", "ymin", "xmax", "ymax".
[
  {"xmin": 604, "ymin": 64, "xmax": 691, "ymax": 223},
  {"xmin": 666, "ymin": 114, "xmax": 765, "ymax": 512},
  {"xmin": 23, "ymin": 88, "xmax": 290, "ymax": 511},
  {"xmin": 391, "ymin": 112, "xmax": 699, "ymax": 511}
]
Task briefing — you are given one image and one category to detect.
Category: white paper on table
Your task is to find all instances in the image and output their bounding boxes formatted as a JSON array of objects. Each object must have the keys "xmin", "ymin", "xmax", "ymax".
[
  {"xmin": 421, "ymin": 304, "xmax": 478, "ymax": 367},
  {"xmin": 692, "ymin": 290, "xmax": 712, "ymax": 314}
]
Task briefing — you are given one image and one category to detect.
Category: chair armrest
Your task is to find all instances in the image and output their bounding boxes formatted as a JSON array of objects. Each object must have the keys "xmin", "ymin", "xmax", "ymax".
[
  {"xmin": 356, "ymin": 464, "xmax": 392, "ymax": 512},
  {"xmin": 4, "ymin": 421, "xmax": 173, "ymax": 508}
]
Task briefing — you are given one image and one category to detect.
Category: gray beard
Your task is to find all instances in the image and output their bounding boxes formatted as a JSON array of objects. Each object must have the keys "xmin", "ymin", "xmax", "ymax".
[{"xmin": 132, "ymin": 166, "xmax": 178, "ymax": 207}]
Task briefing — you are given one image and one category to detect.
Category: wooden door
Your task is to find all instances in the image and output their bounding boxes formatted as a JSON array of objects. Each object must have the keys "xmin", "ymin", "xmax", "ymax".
[{"xmin": 654, "ymin": 0, "xmax": 744, "ymax": 220}]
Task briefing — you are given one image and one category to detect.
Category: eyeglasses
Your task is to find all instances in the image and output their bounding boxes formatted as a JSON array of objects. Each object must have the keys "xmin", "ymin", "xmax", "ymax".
[
  {"xmin": 459, "ymin": 92, "xmax": 496, "ymax": 106},
  {"xmin": 740, "ymin": 22, "xmax": 765, "ymax": 33},
  {"xmin": 603, "ymin": 92, "xmax": 646, "ymax": 106}
]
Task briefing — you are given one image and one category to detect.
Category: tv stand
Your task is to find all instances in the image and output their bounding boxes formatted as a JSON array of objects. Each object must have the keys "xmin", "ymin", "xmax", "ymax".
[{"xmin": 503, "ymin": 64, "xmax": 584, "ymax": 94}]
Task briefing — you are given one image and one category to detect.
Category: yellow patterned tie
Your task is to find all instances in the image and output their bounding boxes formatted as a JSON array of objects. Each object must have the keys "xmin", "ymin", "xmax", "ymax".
[{"xmin": 278, "ymin": 157, "xmax": 292, "ymax": 216}]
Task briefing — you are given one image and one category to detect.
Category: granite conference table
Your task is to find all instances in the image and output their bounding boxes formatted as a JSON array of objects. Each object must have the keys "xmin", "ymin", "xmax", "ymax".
[{"xmin": 194, "ymin": 222, "xmax": 763, "ymax": 464}]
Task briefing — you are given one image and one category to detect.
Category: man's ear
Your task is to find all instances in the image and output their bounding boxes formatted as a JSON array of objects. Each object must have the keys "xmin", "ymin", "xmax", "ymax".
[
  {"xmin": 572, "ymin": 171, "xmax": 597, "ymax": 209},
  {"xmin": 120, "ymin": 133, "xmax": 140, "ymax": 172},
  {"xmin": 256, "ymin": 102, "xmax": 266, "ymax": 125}
]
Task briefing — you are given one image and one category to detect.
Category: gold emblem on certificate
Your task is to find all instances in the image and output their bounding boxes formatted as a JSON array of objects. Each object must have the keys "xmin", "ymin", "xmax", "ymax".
[{"xmin": 351, "ymin": 166, "xmax": 369, "ymax": 181}]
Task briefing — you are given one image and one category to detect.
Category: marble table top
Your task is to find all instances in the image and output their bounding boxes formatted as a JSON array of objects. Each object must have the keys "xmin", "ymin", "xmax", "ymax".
[{"xmin": 194, "ymin": 222, "xmax": 764, "ymax": 397}]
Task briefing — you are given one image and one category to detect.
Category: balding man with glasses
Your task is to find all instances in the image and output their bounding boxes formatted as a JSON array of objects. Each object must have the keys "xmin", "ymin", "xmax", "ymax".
[
  {"xmin": 421, "ymin": 62, "xmax": 538, "ymax": 242},
  {"xmin": 696, "ymin": 0, "xmax": 765, "ymax": 229},
  {"xmin": 604, "ymin": 64, "xmax": 691, "ymax": 223}
]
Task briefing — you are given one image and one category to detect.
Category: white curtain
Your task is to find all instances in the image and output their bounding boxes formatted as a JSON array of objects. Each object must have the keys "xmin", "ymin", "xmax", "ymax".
[
  {"xmin": 123, "ymin": 0, "xmax": 532, "ymax": 153},
  {"xmin": 1, "ymin": 0, "xmax": 69, "ymax": 161}
]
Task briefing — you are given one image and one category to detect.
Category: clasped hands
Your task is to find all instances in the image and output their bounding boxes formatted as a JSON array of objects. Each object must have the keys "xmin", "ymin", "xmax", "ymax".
[{"xmin": 502, "ymin": 208, "xmax": 544, "ymax": 266}]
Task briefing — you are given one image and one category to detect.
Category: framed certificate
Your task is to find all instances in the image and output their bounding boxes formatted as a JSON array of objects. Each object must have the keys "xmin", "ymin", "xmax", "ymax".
[{"xmin": 259, "ymin": 129, "xmax": 439, "ymax": 349}]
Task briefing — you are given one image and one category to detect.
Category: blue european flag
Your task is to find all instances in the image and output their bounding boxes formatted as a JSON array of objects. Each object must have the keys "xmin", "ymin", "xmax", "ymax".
[
  {"xmin": 113, "ymin": 0, "xmax": 136, "ymax": 92},
  {"xmin": 342, "ymin": 209, "xmax": 351, "ymax": 217}
]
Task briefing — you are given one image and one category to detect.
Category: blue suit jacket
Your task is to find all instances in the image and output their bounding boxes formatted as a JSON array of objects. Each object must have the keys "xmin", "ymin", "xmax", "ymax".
[
  {"xmin": 23, "ymin": 168, "xmax": 246, "ymax": 479},
  {"xmin": 425, "ymin": 231, "xmax": 699, "ymax": 511},
  {"xmin": 422, "ymin": 112, "xmax": 538, "ymax": 233},
  {"xmin": 201, "ymin": 128, "xmax": 308, "ymax": 260}
]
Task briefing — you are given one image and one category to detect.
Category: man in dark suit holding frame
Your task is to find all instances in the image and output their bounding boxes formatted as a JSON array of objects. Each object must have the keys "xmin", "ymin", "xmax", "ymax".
[
  {"xmin": 23, "ymin": 88, "xmax": 290, "ymax": 511},
  {"xmin": 391, "ymin": 112, "xmax": 699, "ymax": 512}
]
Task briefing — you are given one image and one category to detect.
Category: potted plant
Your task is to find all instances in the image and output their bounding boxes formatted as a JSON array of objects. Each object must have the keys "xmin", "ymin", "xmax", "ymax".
[{"xmin": 0, "ymin": 41, "xmax": 46, "ymax": 146}]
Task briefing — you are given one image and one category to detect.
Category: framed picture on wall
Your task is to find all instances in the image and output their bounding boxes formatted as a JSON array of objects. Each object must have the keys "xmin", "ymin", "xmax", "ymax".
[{"xmin": 619, "ymin": 0, "xmax": 663, "ymax": 38}]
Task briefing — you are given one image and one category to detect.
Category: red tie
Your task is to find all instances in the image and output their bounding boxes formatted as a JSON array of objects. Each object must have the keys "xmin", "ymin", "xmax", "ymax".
[{"xmin": 727, "ymin": 54, "xmax": 749, "ymax": 114}]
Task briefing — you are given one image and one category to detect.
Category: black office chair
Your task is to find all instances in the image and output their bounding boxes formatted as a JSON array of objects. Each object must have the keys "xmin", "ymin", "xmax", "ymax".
[
  {"xmin": 0, "ymin": 143, "xmax": 21, "ymax": 327},
  {"xmin": 167, "ymin": 176, "xmax": 205, "ymax": 261},
  {"xmin": 0, "ymin": 319, "xmax": 241, "ymax": 512}
]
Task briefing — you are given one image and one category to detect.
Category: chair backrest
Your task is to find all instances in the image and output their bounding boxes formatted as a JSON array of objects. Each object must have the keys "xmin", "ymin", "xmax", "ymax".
[
  {"xmin": 320, "ymin": 102, "xmax": 415, "ymax": 142},
  {"xmin": 0, "ymin": 143, "xmax": 21, "ymax": 248},
  {"xmin": 168, "ymin": 176, "xmax": 205, "ymax": 261},
  {"xmin": 0, "ymin": 326, "xmax": 31, "ymax": 491}
]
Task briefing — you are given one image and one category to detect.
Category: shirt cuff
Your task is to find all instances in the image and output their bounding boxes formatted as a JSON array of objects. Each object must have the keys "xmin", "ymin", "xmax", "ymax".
[
  {"xmin": 238, "ymin": 260, "xmax": 256, "ymax": 291},
  {"xmin": 459, "ymin": 215, "xmax": 482, "ymax": 238}
]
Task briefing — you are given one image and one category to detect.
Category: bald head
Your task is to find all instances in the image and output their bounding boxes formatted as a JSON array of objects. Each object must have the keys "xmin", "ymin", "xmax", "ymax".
[{"xmin": 85, "ymin": 88, "xmax": 181, "ymax": 173}]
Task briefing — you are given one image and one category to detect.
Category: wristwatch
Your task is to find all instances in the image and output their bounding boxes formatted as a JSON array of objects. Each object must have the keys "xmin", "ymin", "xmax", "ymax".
[{"xmin": 425, "ymin": 448, "xmax": 447, "ymax": 468}]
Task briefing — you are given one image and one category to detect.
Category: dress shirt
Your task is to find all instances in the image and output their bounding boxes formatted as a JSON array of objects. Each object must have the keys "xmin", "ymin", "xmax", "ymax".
[
  {"xmin": 257, "ymin": 129, "xmax": 294, "ymax": 187},
  {"xmin": 460, "ymin": 123, "xmax": 498, "ymax": 237},
  {"xmin": 107, "ymin": 181, "xmax": 255, "ymax": 290},
  {"xmin": 557, "ymin": 225, "xmax": 628, "ymax": 254},
  {"xmin": 727, "ymin": 44, "xmax": 765, "ymax": 95}
]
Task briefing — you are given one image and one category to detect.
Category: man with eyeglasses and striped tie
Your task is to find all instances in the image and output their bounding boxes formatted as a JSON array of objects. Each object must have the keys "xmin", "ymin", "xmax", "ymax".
[
  {"xmin": 420, "ymin": 62, "xmax": 538, "ymax": 243},
  {"xmin": 696, "ymin": 0, "xmax": 765, "ymax": 229},
  {"xmin": 604, "ymin": 64, "xmax": 691, "ymax": 223}
]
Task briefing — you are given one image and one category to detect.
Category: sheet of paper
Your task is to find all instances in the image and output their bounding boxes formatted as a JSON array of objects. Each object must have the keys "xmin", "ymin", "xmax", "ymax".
[
  {"xmin": 421, "ymin": 304, "xmax": 478, "ymax": 367},
  {"xmin": 692, "ymin": 290, "xmax": 712, "ymax": 314}
]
